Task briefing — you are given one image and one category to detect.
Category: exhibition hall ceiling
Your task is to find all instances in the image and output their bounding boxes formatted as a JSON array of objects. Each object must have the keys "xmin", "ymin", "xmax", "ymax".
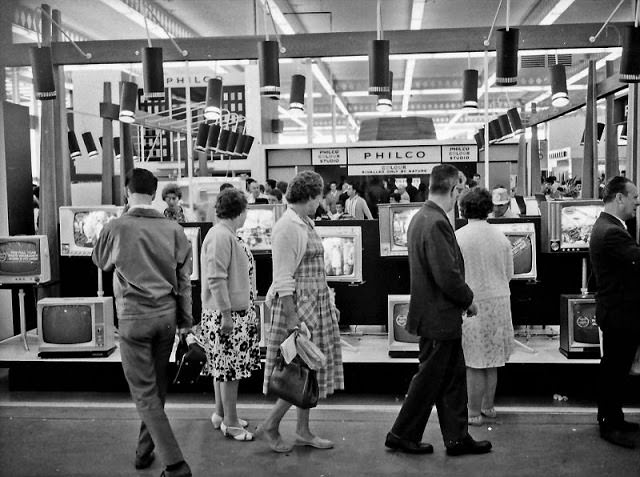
[{"xmin": 8, "ymin": 0, "xmax": 637, "ymax": 141}]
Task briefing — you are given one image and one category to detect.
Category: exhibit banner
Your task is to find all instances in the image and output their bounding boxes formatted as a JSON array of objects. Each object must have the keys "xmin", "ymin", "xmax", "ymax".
[
  {"xmin": 442, "ymin": 145, "xmax": 477, "ymax": 162},
  {"xmin": 348, "ymin": 146, "xmax": 441, "ymax": 164},
  {"xmin": 348, "ymin": 163, "xmax": 438, "ymax": 176},
  {"xmin": 312, "ymin": 148, "xmax": 347, "ymax": 165}
]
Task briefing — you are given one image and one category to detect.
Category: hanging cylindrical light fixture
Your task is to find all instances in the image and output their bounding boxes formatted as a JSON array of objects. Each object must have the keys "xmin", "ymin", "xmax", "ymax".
[
  {"xmin": 195, "ymin": 123, "xmax": 209, "ymax": 152},
  {"xmin": 234, "ymin": 133, "xmax": 247, "ymax": 156},
  {"xmin": 258, "ymin": 40, "xmax": 280, "ymax": 99},
  {"xmin": 142, "ymin": 47, "xmax": 165, "ymax": 99},
  {"xmin": 474, "ymin": 129, "xmax": 485, "ymax": 150},
  {"xmin": 119, "ymin": 81, "xmax": 138, "ymax": 123},
  {"xmin": 82, "ymin": 132, "xmax": 99, "ymax": 158},
  {"xmin": 29, "ymin": 46, "xmax": 56, "ymax": 100},
  {"xmin": 620, "ymin": 123, "xmax": 628, "ymax": 141},
  {"xmin": 498, "ymin": 114, "xmax": 513, "ymax": 138},
  {"xmin": 496, "ymin": 28, "xmax": 519, "ymax": 86},
  {"xmin": 206, "ymin": 123, "xmax": 222, "ymax": 151},
  {"xmin": 205, "ymin": 77, "xmax": 223, "ymax": 120},
  {"xmin": 113, "ymin": 137, "xmax": 121, "ymax": 157},
  {"xmin": 226, "ymin": 130, "xmax": 239, "ymax": 153},
  {"xmin": 369, "ymin": 40, "xmax": 390, "ymax": 95},
  {"xmin": 550, "ymin": 64, "xmax": 569, "ymax": 107},
  {"xmin": 462, "ymin": 69, "xmax": 479, "ymax": 109},
  {"xmin": 507, "ymin": 107, "xmax": 524, "ymax": 135},
  {"xmin": 217, "ymin": 128, "xmax": 231, "ymax": 152},
  {"xmin": 289, "ymin": 74, "xmax": 306, "ymax": 116},
  {"xmin": 620, "ymin": 25, "xmax": 640, "ymax": 83},
  {"xmin": 489, "ymin": 119, "xmax": 502, "ymax": 143},
  {"xmin": 243, "ymin": 135, "xmax": 255, "ymax": 157},
  {"xmin": 376, "ymin": 71, "xmax": 393, "ymax": 112},
  {"xmin": 68, "ymin": 131, "xmax": 81, "ymax": 158}
]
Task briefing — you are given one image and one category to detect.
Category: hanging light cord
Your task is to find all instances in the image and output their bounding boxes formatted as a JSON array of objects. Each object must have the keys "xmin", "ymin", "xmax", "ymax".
[
  {"xmin": 484, "ymin": 0, "xmax": 504, "ymax": 46},
  {"xmin": 35, "ymin": 7, "xmax": 92, "ymax": 58},
  {"xmin": 262, "ymin": 0, "xmax": 282, "ymax": 47},
  {"xmin": 636, "ymin": 0, "xmax": 639, "ymax": 27},
  {"xmin": 506, "ymin": 0, "xmax": 510, "ymax": 31},
  {"xmin": 143, "ymin": 15, "xmax": 152, "ymax": 48},
  {"xmin": 589, "ymin": 0, "xmax": 626, "ymax": 42},
  {"xmin": 144, "ymin": 3, "xmax": 188, "ymax": 56},
  {"xmin": 377, "ymin": 0, "xmax": 383, "ymax": 41}
]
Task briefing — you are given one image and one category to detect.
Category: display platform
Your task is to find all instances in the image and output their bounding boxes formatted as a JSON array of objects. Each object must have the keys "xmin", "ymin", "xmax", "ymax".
[{"xmin": 0, "ymin": 330, "xmax": 600, "ymax": 366}]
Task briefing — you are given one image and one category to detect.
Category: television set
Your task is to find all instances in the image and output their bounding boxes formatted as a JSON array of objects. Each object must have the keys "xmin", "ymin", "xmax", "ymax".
[
  {"xmin": 236, "ymin": 204, "xmax": 284, "ymax": 253},
  {"xmin": 488, "ymin": 220, "xmax": 538, "ymax": 281},
  {"xmin": 378, "ymin": 203, "xmax": 423, "ymax": 256},
  {"xmin": 37, "ymin": 296, "xmax": 116, "ymax": 357},
  {"xmin": 541, "ymin": 200, "xmax": 603, "ymax": 252},
  {"xmin": 387, "ymin": 295, "xmax": 420, "ymax": 358},
  {"xmin": 523, "ymin": 196, "xmax": 541, "ymax": 215},
  {"xmin": 559, "ymin": 294, "xmax": 600, "ymax": 358},
  {"xmin": 59, "ymin": 206, "xmax": 123, "ymax": 256},
  {"xmin": 181, "ymin": 225, "xmax": 201, "ymax": 281},
  {"xmin": 0, "ymin": 235, "xmax": 51, "ymax": 285},
  {"xmin": 316, "ymin": 226, "xmax": 363, "ymax": 283}
]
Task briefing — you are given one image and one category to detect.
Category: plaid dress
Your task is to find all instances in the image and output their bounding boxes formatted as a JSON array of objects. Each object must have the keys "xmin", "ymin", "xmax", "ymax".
[{"xmin": 263, "ymin": 217, "xmax": 344, "ymax": 399}]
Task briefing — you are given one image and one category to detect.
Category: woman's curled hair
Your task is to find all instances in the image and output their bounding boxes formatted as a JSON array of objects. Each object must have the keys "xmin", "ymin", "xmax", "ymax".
[
  {"xmin": 459, "ymin": 187, "xmax": 493, "ymax": 220},
  {"xmin": 215, "ymin": 188, "xmax": 247, "ymax": 219},
  {"xmin": 286, "ymin": 171, "xmax": 324, "ymax": 204}
]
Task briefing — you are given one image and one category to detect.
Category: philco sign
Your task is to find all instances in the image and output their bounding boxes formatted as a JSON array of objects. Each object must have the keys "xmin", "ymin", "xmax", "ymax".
[
  {"xmin": 349, "ymin": 146, "xmax": 441, "ymax": 164},
  {"xmin": 312, "ymin": 148, "xmax": 347, "ymax": 165},
  {"xmin": 164, "ymin": 75, "xmax": 214, "ymax": 87}
]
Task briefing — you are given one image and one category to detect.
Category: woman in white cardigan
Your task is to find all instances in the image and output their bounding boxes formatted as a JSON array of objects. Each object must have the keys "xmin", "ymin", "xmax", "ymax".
[
  {"xmin": 197, "ymin": 188, "xmax": 261, "ymax": 441},
  {"xmin": 455, "ymin": 188, "xmax": 514, "ymax": 426}
]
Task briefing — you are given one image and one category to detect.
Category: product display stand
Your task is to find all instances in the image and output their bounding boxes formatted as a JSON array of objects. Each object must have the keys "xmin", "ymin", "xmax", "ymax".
[{"xmin": 18, "ymin": 288, "xmax": 29, "ymax": 351}]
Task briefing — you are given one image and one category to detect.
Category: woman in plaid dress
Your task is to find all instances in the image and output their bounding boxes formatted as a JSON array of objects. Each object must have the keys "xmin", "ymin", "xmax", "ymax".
[{"xmin": 257, "ymin": 171, "xmax": 344, "ymax": 453}]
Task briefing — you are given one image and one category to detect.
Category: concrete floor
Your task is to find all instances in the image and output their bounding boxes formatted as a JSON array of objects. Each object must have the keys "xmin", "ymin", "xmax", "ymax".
[{"xmin": 1, "ymin": 386, "xmax": 640, "ymax": 477}]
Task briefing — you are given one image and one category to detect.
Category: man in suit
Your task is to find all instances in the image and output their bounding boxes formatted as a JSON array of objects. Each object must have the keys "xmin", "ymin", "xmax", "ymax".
[
  {"xmin": 405, "ymin": 176, "xmax": 419, "ymax": 202},
  {"xmin": 589, "ymin": 176, "xmax": 640, "ymax": 449},
  {"xmin": 385, "ymin": 164, "xmax": 492, "ymax": 456},
  {"xmin": 93, "ymin": 169, "xmax": 193, "ymax": 477}
]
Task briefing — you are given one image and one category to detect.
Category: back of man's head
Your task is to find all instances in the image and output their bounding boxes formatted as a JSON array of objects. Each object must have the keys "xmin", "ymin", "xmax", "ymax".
[
  {"xmin": 429, "ymin": 164, "xmax": 459, "ymax": 195},
  {"xmin": 126, "ymin": 168, "xmax": 158, "ymax": 196},
  {"xmin": 602, "ymin": 176, "xmax": 632, "ymax": 203}
]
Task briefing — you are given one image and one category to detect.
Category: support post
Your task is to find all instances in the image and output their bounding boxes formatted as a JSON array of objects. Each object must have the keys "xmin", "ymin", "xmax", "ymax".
[
  {"xmin": 101, "ymin": 83, "xmax": 114, "ymax": 204},
  {"xmin": 530, "ymin": 103, "xmax": 540, "ymax": 196},
  {"xmin": 120, "ymin": 123, "xmax": 134, "ymax": 205},
  {"xmin": 516, "ymin": 105, "xmax": 527, "ymax": 195},
  {"xmin": 52, "ymin": 9, "xmax": 70, "ymax": 207},
  {"xmin": 582, "ymin": 60, "xmax": 597, "ymax": 199},
  {"xmin": 628, "ymin": 84, "xmax": 639, "ymax": 185},
  {"xmin": 604, "ymin": 61, "xmax": 618, "ymax": 180}
]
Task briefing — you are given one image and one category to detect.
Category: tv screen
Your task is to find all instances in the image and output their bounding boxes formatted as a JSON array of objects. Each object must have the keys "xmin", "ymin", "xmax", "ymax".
[
  {"xmin": 41, "ymin": 305, "xmax": 93, "ymax": 344},
  {"xmin": 571, "ymin": 300, "xmax": 599, "ymax": 345},
  {"xmin": 507, "ymin": 234, "xmax": 533, "ymax": 275},
  {"xmin": 73, "ymin": 210, "xmax": 119, "ymax": 249},
  {"xmin": 182, "ymin": 226, "xmax": 200, "ymax": 281},
  {"xmin": 392, "ymin": 208, "xmax": 420, "ymax": 250},
  {"xmin": 391, "ymin": 302, "xmax": 419, "ymax": 344},
  {"xmin": 237, "ymin": 209, "xmax": 275, "ymax": 251},
  {"xmin": 0, "ymin": 240, "xmax": 41, "ymax": 276},
  {"xmin": 322, "ymin": 236, "xmax": 355, "ymax": 278},
  {"xmin": 560, "ymin": 205, "xmax": 603, "ymax": 250}
]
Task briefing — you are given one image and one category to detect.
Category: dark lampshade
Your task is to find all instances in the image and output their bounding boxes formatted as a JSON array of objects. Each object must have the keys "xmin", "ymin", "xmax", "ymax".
[
  {"xmin": 488, "ymin": 119, "xmax": 502, "ymax": 143},
  {"xmin": 29, "ymin": 46, "xmax": 56, "ymax": 100},
  {"xmin": 507, "ymin": 107, "xmax": 524, "ymax": 134},
  {"xmin": 113, "ymin": 137, "xmax": 121, "ymax": 157},
  {"xmin": 620, "ymin": 26, "xmax": 640, "ymax": 83},
  {"xmin": 206, "ymin": 123, "xmax": 221, "ymax": 150},
  {"xmin": 474, "ymin": 129, "xmax": 485, "ymax": 149},
  {"xmin": 99, "ymin": 102, "xmax": 120, "ymax": 120},
  {"xmin": 369, "ymin": 39, "xmax": 390, "ymax": 95},
  {"xmin": 620, "ymin": 123, "xmax": 627, "ymax": 141},
  {"xmin": 68, "ymin": 131, "xmax": 81, "ymax": 158},
  {"xmin": 119, "ymin": 81, "xmax": 138, "ymax": 123},
  {"xmin": 580, "ymin": 122, "xmax": 605, "ymax": 145},
  {"xmin": 205, "ymin": 77, "xmax": 223, "ymax": 120},
  {"xmin": 217, "ymin": 128, "xmax": 231, "ymax": 152},
  {"xmin": 142, "ymin": 47, "xmax": 165, "ymax": 99},
  {"xmin": 498, "ymin": 114, "xmax": 513, "ymax": 138},
  {"xmin": 195, "ymin": 122, "xmax": 209, "ymax": 152},
  {"xmin": 226, "ymin": 131, "xmax": 239, "ymax": 153},
  {"xmin": 258, "ymin": 40, "xmax": 280, "ymax": 99},
  {"xmin": 243, "ymin": 135, "xmax": 255, "ymax": 156},
  {"xmin": 82, "ymin": 132, "xmax": 99, "ymax": 158},
  {"xmin": 496, "ymin": 28, "xmax": 519, "ymax": 86},
  {"xmin": 271, "ymin": 119, "xmax": 284, "ymax": 134},
  {"xmin": 550, "ymin": 64, "xmax": 569, "ymax": 107},
  {"xmin": 462, "ymin": 69, "xmax": 479, "ymax": 109},
  {"xmin": 289, "ymin": 74, "xmax": 306, "ymax": 115},
  {"xmin": 234, "ymin": 133, "xmax": 247, "ymax": 156},
  {"xmin": 376, "ymin": 71, "xmax": 393, "ymax": 112}
]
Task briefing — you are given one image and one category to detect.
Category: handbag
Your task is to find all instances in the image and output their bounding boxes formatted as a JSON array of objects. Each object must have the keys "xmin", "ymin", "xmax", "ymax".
[
  {"xmin": 173, "ymin": 334, "xmax": 207, "ymax": 385},
  {"xmin": 268, "ymin": 351, "xmax": 319, "ymax": 409}
]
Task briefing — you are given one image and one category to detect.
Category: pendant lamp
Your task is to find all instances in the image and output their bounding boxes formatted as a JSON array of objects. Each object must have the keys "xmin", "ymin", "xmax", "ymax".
[
  {"xmin": 29, "ymin": 46, "xmax": 56, "ymax": 100},
  {"xmin": 119, "ymin": 81, "xmax": 138, "ymax": 123},
  {"xmin": 620, "ymin": 123, "xmax": 628, "ymax": 141},
  {"xmin": 620, "ymin": 26, "xmax": 640, "ymax": 83},
  {"xmin": 488, "ymin": 119, "xmax": 502, "ymax": 143},
  {"xmin": 205, "ymin": 78, "xmax": 223, "ymax": 120},
  {"xmin": 195, "ymin": 123, "xmax": 209, "ymax": 152},
  {"xmin": 474, "ymin": 129, "xmax": 485, "ymax": 150},
  {"xmin": 369, "ymin": 39, "xmax": 390, "ymax": 95},
  {"xmin": 462, "ymin": 69, "xmax": 479, "ymax": 109},
  {"xmin": 234, "ymin": 133, "xmax": 247, "ymax": 156},
  {"xmin": 206, "ymin": 124, "xmax": 221, "ymax": 151},
  {"xmin": 258, "ymin": 40, "xmax": 280, "ymax": 99},
  {"xmin": 226, "ymin": 131, "xmax": 240, "ymax": 154},
  {"xmin": 550, "ymin": 64, "xmax": 569, "ymax": 107},
  {"xmin": 68, "ymin": 131, "xmax": 81, "ymax": 158},
  {"xmin": 82, "ymin": 132, "xmax": 99, "ymax": 157},
  {"xmin": 496, "ymin": 28, "xmax": 519, "ymax": 86},
  {"xmin": 289, "ymin": 74, "xmax": 306, "ymax": 116},
  {"xmin": 243, "ymin": 135, "xmax": 255, "ymax": 157},
  {"xmin": 498, "ymin": 114, "xmax": 513, "ymax": 138},
  {"xmin": 217, "ymin": 128, "xmax": 231, "ymax": 152},
  {"xmin": 142, "ymin": 47, "xmax": 165, "ymax": 99},
  {"xmin": 376, "ymin": 71, "xmax": 393, "ymax": 112},
  {"xmin": 507, "ymin": 107, "xmax": 524, "ymax": 134},
  {"xmin": 113, "ymin": 137, "xmax": 121, "ymax": 157}
]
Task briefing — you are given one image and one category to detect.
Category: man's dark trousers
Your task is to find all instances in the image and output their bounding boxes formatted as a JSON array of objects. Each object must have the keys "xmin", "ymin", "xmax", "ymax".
[{"xmin": 391, "ymin": 337, "xmax": 468, "ymax": 444}]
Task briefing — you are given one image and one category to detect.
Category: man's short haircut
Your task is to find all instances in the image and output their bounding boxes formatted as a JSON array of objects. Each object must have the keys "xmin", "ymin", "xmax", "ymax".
[
  {"xmin": 245, "ymin": 177, "xmax": 256, "ymax": 191},
  {"xmin": 216, "ymin": 188, "xmax": 248, "ymax": 219},
  {"xmin": 266, "ymin": 179, "xmax": 277, "ymax": 190},
  {"xmin": 268, "ymin": 188, "xmax": 283, "ymax": 201},
  {"xmin": 429, "ymin": 164, "xmax": 460, "ymax": 195},
  {"xmin": 344, "ymin": 177, "xmax": 363, "ymax": 195},
  {"xmin": 126, "ymin": 168, "xmax": 158, "ymax": 196},
  {"xmin": 286, "ymin": 171, "xmax": 324, "ymax": 204},
  {"xmin": 460, "ymin": 188, "xmax": 493, "ymax": 219},
  {"xmin": 219, "ymin": 182, "xmax": 234, "ymax": 192},
  {"xmin": 602, "ymin": 176, "xmax": 632, "ymax": 203},
  {"xmin": 276, "ymin": 181, "xmax": 288, "ymax": 194},
  {"xmin": 161, "ymin": 183, "xmax": 181, "ymax": 200}
]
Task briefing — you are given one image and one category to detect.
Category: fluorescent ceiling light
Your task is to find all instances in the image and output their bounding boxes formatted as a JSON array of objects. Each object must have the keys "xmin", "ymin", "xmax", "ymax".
[
  {"xmin": 278, "ymin": 105, "xmax": 307, "ymax": 128},
  {"xmin": 12, "ymin": 24, "xmax": 39, "ymax": 43},
  {"xmin": 259, "ymin": 0, "xmax": 295, "ymax": 35},
  {"xmin": 410, "ymin": 0, "xmax": 426, "ymax": 30},
  {"xmin": 539, "ymin": 0, "xmax": 576, "ymax": 25},
  {"xmin": 401, "ymin": 59, "xmax": 416, "ymax": 116},
  {"xmin": 97, "ymin": 0, "xmax": 167, "ymax": 38}
]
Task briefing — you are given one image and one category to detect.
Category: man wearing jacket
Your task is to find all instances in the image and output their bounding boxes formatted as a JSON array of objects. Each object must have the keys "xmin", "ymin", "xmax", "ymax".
[
  {"xmin": 589, "ymin": 176, "xmax": 640, "ymax": 449},
  {"xmin": 385, "ymin": 164, "xmax": 492, "ymax": 456},
  {"xmin": 93, "ymin": 168, "xmax": 193, "ymax": 477}
]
